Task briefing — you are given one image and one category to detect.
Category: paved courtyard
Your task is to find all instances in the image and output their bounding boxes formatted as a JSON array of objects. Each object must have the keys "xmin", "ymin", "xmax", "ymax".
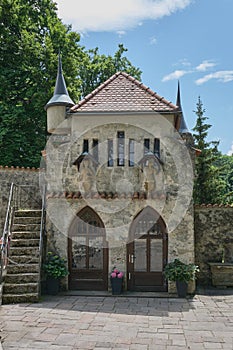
[{"xmin": 0, "ymin": 291, "xmax": 233, "ymax": 350}]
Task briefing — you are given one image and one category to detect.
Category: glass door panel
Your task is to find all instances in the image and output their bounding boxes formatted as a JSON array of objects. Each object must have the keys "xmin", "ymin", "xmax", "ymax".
[
  {"xmin": 134, "ymin": 239, "xmax": 147, "ymax": 271},
  {"xmin": 71, "ymin": 236, "xmax": 86, "ymax": 269},
  {"xmin": 150, "ymin": 239, "xmax": 163, "ymax": 272},
  {"xmin": 89, "ymin": 237, "xmax": 103, "ymax": 269}
]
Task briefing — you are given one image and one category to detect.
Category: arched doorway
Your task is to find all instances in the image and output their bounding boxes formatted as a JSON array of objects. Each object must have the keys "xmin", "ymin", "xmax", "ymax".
[
  {"xmin": 68, "ymin": 206, "xmax": 108, "ymax": 290},
  {"xmin": 127, "ymin": 206, "xmax": 167, "ymax": 292}
]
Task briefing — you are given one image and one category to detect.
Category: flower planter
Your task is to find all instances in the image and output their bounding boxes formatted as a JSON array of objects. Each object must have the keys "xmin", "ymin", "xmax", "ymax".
[
  {"xmin": 209, "ymin": 262, "xmax": 233, "ymax": 288},
  {"xmin": 111, "ymin": 277, "xmax": 123, "ymax": 295},
  {"xmin": 46, "ymin": 277, "xmax": 60, "ymax": 295},
  {"xmin": 164, "ymin": 259, "xmax": 199, "ymax": 297},
  {"xmin": 176, "ymin": 281, "xmax": 188, "ymax": 298}
]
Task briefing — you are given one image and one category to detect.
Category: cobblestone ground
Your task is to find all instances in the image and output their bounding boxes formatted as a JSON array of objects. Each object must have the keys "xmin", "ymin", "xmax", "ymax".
[{"xmin": 0, "ymin": 292, "xmax": 233, "ymax": 350}]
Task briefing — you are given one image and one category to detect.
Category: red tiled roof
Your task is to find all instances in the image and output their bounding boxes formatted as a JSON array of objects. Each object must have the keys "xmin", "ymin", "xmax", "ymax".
[{"xmin": 70, "ymin": 72, "xmax": 178, "ymax": 113}]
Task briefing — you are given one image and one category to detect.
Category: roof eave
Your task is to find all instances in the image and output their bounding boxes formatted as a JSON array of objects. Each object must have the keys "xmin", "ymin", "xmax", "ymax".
[
  {"xmin": 67, "ymin": 110, "xmax": 178, "ymax": 116},
  {"xmin": 45, "ymin": 94, "xmax": 75, "ymax": 111}
]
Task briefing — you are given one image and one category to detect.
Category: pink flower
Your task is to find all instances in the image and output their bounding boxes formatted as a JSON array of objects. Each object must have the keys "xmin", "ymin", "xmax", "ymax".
[{"xmin": 111, "ymin": 268, "xmax": 124, "ymax": 279}]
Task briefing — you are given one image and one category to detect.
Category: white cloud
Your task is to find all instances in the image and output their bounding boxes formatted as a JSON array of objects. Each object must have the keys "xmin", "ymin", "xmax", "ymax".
[
  {"xmin": 56, "ymin": 0, "xmax": 192, "ymax": 32},
  {"xmin": 162, "ymin": 69, "xmax": 190, "ymax": 82},
  {"xmin": 173, "ymin": 58, "xmax": 191, "ymax": 67},
  {"xmin": 149, "ymin": 36, "xmax": 157, "ymax": 45},
  {"xmin": 196, "ymin": 60, "xmax": 216, "ymax": 72},
  {"xmin": 117, "ymin": 30, "xmax": 126, "ymax": 37},
  {"xmin": 195, "ymin": 70, "xmax": 233, "ymax": 85},
  {"xmin": 227, "ymin": 143, "xmax": 233, "ymax": 156}
]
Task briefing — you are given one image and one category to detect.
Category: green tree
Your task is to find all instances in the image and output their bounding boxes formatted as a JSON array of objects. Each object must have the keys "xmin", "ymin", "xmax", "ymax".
[
  {"xmin": 0, "ymin": 0, "xmax": 82, "ymax": 167},
  {"xmin": 78, "ymin": 44, "xmax": 142, "ymax": 97},
  {"xmin": 0, "ymin": 1, "xmax": 141, "ymax": 168},
  {"xmin": 214, "ymin": 154, "xmax": 233, "ymax": 204},
  {"xmin": 192, "ymin": 97, "xmax": 226, "ymax": 204}
]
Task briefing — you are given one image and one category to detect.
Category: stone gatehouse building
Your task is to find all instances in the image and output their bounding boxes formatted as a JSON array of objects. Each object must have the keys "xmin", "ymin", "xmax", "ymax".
[{"xmin": 44, "ymin": 57, "xmax": 195, "ymax": 294}]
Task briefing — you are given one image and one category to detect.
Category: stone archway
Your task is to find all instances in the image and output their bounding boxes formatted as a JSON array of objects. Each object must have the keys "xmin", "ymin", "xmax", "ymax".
[
  {"xmin": 127, "ymin": 206, "xmax": 168, "ymax": 292},
  {"xmin": 68, "ymin": 206, "xmax": 108, "ymax": 290}
]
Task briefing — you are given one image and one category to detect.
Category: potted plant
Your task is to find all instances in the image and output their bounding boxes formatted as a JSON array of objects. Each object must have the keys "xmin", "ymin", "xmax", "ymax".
[
  {"xmin": 164, "ymin": 259, "xmax": 199, "ymax": 297},
  {"xmin": 110, "ymin": 268, "xmax": 124, "ymax": 295},
  {"xmin": 43, "ymin": 252, "xmax": 69, "ymax": 295}
]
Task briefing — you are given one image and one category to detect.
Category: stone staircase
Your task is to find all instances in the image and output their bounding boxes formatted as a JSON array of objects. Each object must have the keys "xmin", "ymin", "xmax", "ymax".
[{"xmin": 2, "ymin": 209, "xmax": 42, "ymax": 304}]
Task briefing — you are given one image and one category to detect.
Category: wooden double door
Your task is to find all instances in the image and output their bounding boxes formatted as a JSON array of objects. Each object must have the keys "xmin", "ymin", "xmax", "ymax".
[
  {"xmin": 68, "ymin": 207, "xmax": 108, "ymax": 290},
  {"xmin": 68, "ymin": 206, "xmax": 167, "ymax": 292},
  {"xmin": 127, "ymin": 207, "xmax": 168, "ymax": 292}
]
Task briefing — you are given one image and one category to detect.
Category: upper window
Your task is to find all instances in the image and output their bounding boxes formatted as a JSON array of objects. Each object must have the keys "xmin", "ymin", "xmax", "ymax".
[
  {"xmin": 117, "ymin": 131, "xmax": 125, "ymax": 166},
  {"xmin": 107, "ymin": 139, "xmax": 114, "ymax": 167},
  {"xmin": 154, "ymin": 138, "xmax": 160, "ymax": 158},
  {"xmin": 92, "ymin": 139, "xmax": 99, "ymax": 162},
  {"xmin": 128, "ymin": 139, "xmax": 135, "ymax": 167},
  {"xmin": 144, "ymin": 139, "xmax": 150, "ymax": 154},
  {"xmin": 83, "ymin": 139, "xmax": 89, "ymax": 153}
]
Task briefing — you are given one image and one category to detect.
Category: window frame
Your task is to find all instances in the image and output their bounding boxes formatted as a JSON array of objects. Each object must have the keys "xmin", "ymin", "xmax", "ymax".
[
  {"xmin": 107, "ymin": 139, "xmax": 114, "ymax": 167},
  {"xmin": 128, "ymin": 139, "xmax": 135, "ymax": 167},
  {"xmin": 117, "ymin": 131, "xmax": 125, "ymax": 166}
]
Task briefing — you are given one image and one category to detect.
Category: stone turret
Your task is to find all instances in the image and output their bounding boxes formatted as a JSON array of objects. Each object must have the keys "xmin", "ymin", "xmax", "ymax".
[{"xmin": 45, "ymin": 54, "xmax": 74, "ymax": 134}]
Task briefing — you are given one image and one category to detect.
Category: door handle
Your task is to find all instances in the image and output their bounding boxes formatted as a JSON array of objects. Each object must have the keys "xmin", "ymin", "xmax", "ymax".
[{"xmin": 128, "ymin": 254, "xmax": 136, "ymax": 263}]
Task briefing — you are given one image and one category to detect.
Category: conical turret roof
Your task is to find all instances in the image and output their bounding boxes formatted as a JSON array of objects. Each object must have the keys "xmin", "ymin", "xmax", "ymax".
[
  {"xmin": 45, "ymin": 54, "xmax": 74, "ymax": 110},
  {"xmin": 176, "ymin": 81, "xmax": 189, "ymax": 134}
]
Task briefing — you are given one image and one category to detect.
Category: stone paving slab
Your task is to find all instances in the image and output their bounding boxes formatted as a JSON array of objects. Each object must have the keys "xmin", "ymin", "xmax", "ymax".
[{"xmin": 0, "ymin": 291, "xmax": 233, "ymax": 349}]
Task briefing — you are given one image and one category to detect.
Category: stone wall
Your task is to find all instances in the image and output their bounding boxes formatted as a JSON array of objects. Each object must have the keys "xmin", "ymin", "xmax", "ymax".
[
  {"xmin": 0, "ymin": 166, "xmax": 43, "ymax": 233},
  {"xmin": 194, "ymin": 206, "xmax": 233, "ymax": 286},
  {"xmin": 44, "ymin": 113, "xmax": 196, "ymax": 293},
  {"xmin": 0, "ymin": 167, "xmax": 233, "ymax": 285}
]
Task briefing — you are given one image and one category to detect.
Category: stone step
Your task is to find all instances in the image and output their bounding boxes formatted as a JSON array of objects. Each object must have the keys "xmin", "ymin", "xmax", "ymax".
[
  {"xmin": 11, "ymin": 231, "xmax": 40, "ymax": 239},
  {"xmin": 6, "ymin": 263, "xmax": 39, "ymax": 274},
  {"xmin": 14, "ymin": 210, "xmax": 41, "ymax": 218},
  {"xmin": 8, "ymin": 255, "xmax": 40, "ymax": 264},
  {"xmin": 2, "ymin": 209, "xmax": 43, "ymax": 304},
  {"xmin": 2, "ymin": 293, "xmax": 39, "ymax": 304},
  {"xmin": 3, "ymin": 283, "xmax": 39, "ymax": 294},
  {"xmin": 13, "ymin": 216, "xmax": 41, "ymax": 224},
  {"xmin": 5, "ymin": 273, "xmax": 39, "ymax": 284},
  {"xmin": 9, "ymin": 246, "xmax": 39, "ymax": 256},
  {"xmin": 12, "ymin": 224, "xmax": 41, "ymax": 232},
  {"xmin": 10, "ymin": 238, "xmax": 40, "ymax": 247}
]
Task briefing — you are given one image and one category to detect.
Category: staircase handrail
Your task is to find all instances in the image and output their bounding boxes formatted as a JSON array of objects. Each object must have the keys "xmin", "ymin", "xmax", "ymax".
[
  {"xmin": 0, "ymin": 183, "xmax": 43, "ymax": 284},
  {"xmin": 0, "ymin": 182, "xmax": 15, "ymax": 282},
  {"xmin": 39, "ymin": 185, "xmax": 46, "ymax": 259},
  {"xmin": 38, "ymin": 184, "xmax": 46, "ymax": 295}
]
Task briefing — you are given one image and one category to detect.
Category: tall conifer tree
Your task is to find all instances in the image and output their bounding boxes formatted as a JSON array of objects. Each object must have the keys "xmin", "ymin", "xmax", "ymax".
[{"xmin": 192, "ymin": 97, "xmax": 225, "ymax": 204}]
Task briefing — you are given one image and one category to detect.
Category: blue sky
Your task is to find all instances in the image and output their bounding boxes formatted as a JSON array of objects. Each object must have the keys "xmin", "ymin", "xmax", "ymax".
[{"xmin": 56, "ymin": 0, "xmax": 233, "ymax": 155}]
